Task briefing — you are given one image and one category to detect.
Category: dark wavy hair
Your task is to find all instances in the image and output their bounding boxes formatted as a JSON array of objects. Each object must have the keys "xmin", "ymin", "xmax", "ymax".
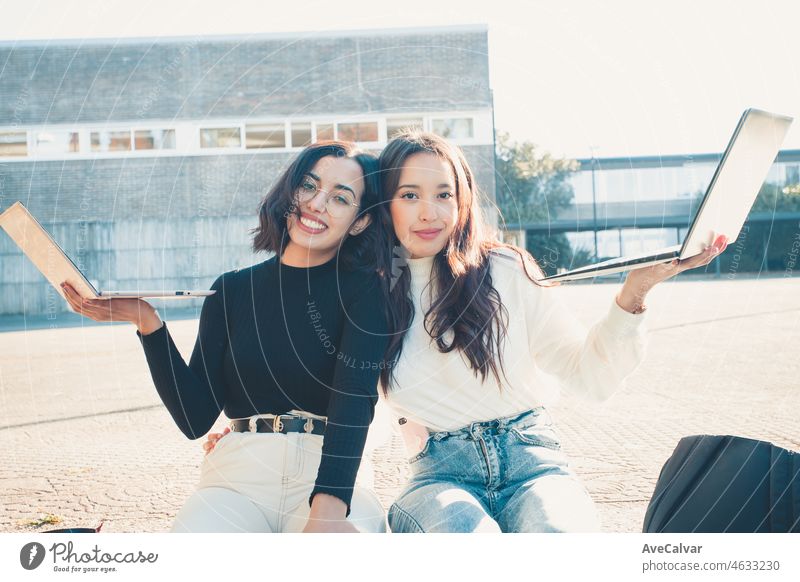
[
  {"xmin": 377, "ymin": 130, "xmax": 545, "ymax": 393},
  {"xmin": 250, "ymin": 140, "xmax": 385, "ymax": 274}
]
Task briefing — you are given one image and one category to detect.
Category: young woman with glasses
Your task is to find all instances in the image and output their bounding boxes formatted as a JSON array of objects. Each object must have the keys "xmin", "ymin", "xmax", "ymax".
[{"xmin": 62, "ymin": 141, "xmax": 391, "ymax": 533}]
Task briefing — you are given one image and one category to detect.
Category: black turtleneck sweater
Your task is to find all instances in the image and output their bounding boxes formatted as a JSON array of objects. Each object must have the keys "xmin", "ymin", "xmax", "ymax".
[{"xmin": 136, "ymin": 254, "xmax": 389, "ymax": 513}]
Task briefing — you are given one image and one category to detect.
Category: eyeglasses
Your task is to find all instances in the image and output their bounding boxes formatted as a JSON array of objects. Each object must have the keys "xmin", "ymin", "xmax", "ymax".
[{"xmin": 294, "ymin": 179, "xmax": 359, "ymax": 218}]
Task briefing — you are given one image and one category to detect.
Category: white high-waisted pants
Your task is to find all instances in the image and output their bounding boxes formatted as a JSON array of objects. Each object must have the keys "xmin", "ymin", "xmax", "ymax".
[{"xmin": 170, "ymin": 415, "xmax": 386, "ymax": 533}]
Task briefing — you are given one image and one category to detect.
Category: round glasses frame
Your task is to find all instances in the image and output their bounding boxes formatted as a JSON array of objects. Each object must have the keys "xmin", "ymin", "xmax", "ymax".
[{"xmin": 294, "ymin": 182, "xmax": 359, "ymax": 218}]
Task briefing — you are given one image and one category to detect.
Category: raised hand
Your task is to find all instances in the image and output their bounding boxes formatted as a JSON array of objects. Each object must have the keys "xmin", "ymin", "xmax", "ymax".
[
  {"xmin": 617, "ymin": 235, "xmax": 729, "ymax": 313},
  {"xmin": 61, "ymin": 282, "xmax": 163, "ymax": 334}
]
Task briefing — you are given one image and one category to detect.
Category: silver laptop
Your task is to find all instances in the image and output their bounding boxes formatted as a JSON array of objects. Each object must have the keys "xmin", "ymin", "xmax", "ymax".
[
  {"xmin": 542, "ymin": 108, "xmax": 793, "ymax": 282},
  {"xmin": 0, "ymin": 201, "xmax": 216, "ymax": 299}
]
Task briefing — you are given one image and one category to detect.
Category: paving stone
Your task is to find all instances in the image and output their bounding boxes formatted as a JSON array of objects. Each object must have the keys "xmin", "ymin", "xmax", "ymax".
[{"xmin": 1, "ymin": 277, "xmax": 797, "ymax": 532}]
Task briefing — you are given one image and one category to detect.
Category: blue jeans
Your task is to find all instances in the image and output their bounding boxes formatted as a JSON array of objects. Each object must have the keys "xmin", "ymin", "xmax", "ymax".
[{"xmin": 388, "ymin": 407, "xmax": 601, "ymax": 533}]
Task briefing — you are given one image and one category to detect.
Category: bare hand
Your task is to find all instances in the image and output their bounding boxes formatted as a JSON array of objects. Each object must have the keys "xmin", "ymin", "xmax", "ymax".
[
  {"xmin": 301, "ymin": 493, "xmax": 358, "ymax": 533},
  {"xmin": 301, "ymin": 517, "xmax": 359, "ymax": 533},
  {"xmin": 61, "ymin": 282, "xmax": 162, "ymax": 333},
  {"xmin": 617, "ymin": 234, "xmax": 729, "ymax": 312},
  {"xmin": 202, "ymin": 427, "xmax": 230, "ymax": 455}
]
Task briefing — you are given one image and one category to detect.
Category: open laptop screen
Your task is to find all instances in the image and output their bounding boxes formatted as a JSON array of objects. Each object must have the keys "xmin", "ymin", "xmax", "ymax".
[{"xmin": 679, "ymin": 108, "xmax": 793, "ymax": 260}]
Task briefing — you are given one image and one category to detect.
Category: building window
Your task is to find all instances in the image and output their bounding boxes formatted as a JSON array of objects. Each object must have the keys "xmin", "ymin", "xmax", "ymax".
[
  {"xmin": 291, "ymin": 122, "xmax": 312, "ymax": 147},
  {"xmin": 0, "ymin": 131, "xmax": 28, "ymax": 156},
  {"xmin": 91, "ymin": 130, "xmax": 132, "ymax": 152},
  {"xmin": 200, "ymin": 127, "xmax": 241, "ymax": 149},
  {"xmin": 33, "ymin": 131, "xmax": 79, "ymax": 155},
  {"xmin": 134, "ymin": 129, "xmax": 176, "ymax": 150},
  {"xmin": 337, "ymin": 121, "xmax": 378, "ymax": 143},
  {"xmin": 316, "ymin": 123, "xmax": 334, "ymax": 141},
  {"xmin": 431, "ymin": 117, "xmax": 474, "ymax": 139},
  {"xmin": 246, "ymin": 124, "xmax": 286, "ymax": 149},
  {"xmin": 387, "ymin": 118, "xmax": 423, "ymax": 139},
  {"xmin": 785, "ymin": 164, "xmax": 800, "ymax": 186}
]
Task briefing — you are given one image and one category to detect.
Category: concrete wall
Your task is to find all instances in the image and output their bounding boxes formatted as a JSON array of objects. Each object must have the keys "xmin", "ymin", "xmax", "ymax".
[
  {"xmin": 0, "ymin": 143, "xmax": 496, "ymax": 316},
  {"xmin": 0, "ymin": 144, "xmax": 493, "ymax": 224},
  {"xmin": 0, "ymin": 215, "xmax": 259, "ymax": 315},
  {"xmin": 0, "ymin": 27, "xmax": 491, "ymax": 124},
  {"xmin": 0, "ymin": 26, "xmax": 496, "ymax": 316}
]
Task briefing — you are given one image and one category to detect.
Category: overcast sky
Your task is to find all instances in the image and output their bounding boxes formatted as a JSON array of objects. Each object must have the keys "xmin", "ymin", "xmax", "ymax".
[{"xmin": 2, "ymin": 0, "xmax": 798, "ymax": 159}]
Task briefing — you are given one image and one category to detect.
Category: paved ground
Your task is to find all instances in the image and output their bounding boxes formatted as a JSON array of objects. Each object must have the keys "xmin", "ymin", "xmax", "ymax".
[{"xmin": 1, "ymin": 275, "xmax": 798, "ymax": 533}]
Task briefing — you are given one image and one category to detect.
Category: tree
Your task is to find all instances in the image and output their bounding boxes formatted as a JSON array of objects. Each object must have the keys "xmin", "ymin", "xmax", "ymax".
[
  {"xmin": 694, "ymin": 181, "xmax": 800, "ymax": 273},
  {"xmin": 494, "ymin": 132, "xmax": 581, "ymax": 274}
]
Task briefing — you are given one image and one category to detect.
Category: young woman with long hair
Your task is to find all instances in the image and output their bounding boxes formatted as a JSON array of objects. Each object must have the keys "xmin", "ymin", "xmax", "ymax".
[
  {"xmin": 374, "ymin": 130, "xmax": 728, "ymax": 533},
  {"xmin": 61, "ymin": 141, "xmax": 391, "ymax": 533}
]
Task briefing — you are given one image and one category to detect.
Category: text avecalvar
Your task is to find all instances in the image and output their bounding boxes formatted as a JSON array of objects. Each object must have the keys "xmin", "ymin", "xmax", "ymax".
[{"xmin": 642, "ymin": 544, "xmax": 702, "ymax": 554}]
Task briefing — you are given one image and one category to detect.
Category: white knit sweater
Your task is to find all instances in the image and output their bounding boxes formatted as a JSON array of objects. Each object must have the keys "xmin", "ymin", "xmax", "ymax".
[{"xmin": 383, "ymin": 248, "xmax": 648, "ymax": 432}]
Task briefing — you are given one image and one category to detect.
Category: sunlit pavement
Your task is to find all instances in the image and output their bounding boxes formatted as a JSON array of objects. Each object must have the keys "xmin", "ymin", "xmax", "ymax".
[{"xmin": 1, "ymin": 275, "xmax": 798, "ymax": 532}]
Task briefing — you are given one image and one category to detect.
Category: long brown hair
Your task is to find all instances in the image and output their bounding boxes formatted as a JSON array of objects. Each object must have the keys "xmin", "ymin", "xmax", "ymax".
[
  {"xmin": 250, "ymin": 140, "xmax": 384, "ymax": 273},
  {"xmin": 378, "ymin": 130, "xmax": 545, "ymax": 393}
]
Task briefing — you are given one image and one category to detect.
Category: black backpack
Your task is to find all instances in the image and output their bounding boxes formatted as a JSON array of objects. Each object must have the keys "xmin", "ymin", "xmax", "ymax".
[{"xmin": 643, "ymin": 434, "xmax": 800, "ymax": 533}]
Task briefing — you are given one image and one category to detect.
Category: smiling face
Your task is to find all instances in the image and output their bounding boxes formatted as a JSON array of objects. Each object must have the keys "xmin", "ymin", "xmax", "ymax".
[
  {"xmin": 283, "ymin": 155, "xmax": 371, "ymax": 266},
  {"xmin": 389, "ymin": 152, "xmax": 458, "ymax": 259}
]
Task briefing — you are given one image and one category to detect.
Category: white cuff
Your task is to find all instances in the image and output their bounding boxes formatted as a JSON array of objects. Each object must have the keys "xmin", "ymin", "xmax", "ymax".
[{"xmin": 605, "ymin": 296, "xmax": 648, "ymax": 336}]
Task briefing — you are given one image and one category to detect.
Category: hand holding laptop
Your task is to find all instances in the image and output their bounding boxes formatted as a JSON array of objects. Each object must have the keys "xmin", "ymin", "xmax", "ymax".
[
  {"xmin": 0, "ymin": 201, "xmax": 216, "ymax": 300},
  {"xmin": 614, "ymin": 234, "xmax": 729, "ymax": 313},
  {"xmin": 542, "ymin": 108, "xmax": 792, "ymax": 283},
  {"xmin": 60, "ymin": 281, "xmax": 165, "ymax": 335}
]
